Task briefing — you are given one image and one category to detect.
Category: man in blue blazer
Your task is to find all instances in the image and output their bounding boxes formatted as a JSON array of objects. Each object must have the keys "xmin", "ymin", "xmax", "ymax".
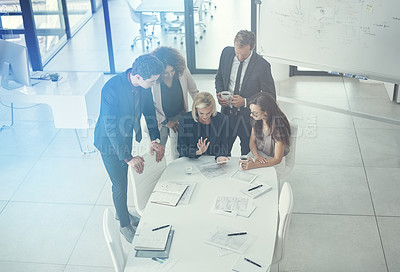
[
  {"xmin": 215, "ymin": 30, "xmax": 276, "ymax": 155},
  {"xmin": 94, "ymin": 54, "xmax": 165, "ymax": 243}
]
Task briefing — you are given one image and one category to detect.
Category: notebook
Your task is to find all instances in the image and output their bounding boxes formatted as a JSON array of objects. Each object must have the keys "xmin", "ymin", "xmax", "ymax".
[
  {"xmin": 150, "ymin": 182, "xmax": 188, "ymax": 206},
  {"xmin": 241, "ymin": 182, "xmax": 272, "ymax": 199},
  {"xmin": 134, "ymin": 225, "xmax": 172, "ymax": 251},
  {"xmin": 135, "ymin": 230, "xmax": 175, "ymax": 259}
]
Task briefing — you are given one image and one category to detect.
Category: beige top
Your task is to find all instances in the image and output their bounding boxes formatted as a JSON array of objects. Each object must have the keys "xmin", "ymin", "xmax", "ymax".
[{"xmin": 255, "ymin": 129, "xmax": 290, "ymax": 157}]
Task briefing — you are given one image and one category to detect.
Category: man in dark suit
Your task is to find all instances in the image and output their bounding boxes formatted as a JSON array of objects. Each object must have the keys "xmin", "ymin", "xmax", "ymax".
[
  {"xmin": 215, "ymin": 30, "xmax": 276, "ymax": 155},
  {"xmin": 94, "ymin": 54, "xmax": 165, "ymax": 243}
]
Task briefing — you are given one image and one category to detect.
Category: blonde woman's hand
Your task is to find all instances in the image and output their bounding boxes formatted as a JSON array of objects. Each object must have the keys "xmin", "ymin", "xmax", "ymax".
[{"xmin": 196, "ymin": 137, "xmax": 210, "ymax": 155}]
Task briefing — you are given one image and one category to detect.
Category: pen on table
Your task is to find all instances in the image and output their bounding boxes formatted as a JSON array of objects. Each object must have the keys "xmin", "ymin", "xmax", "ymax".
[
  {"xmin": 244, "ymin": 257, "xmax": 261, "ymax": 267},
  {"xmin": 227, "ymin": 232, "xmax": 247, "ymax": 236},
  {"xmin": 248, "ymin": 184, "xmax": 263, "ymax": 191},
  {"xmin": 152, "ymin": 224, "xmax": 170, "ymax": 231}
]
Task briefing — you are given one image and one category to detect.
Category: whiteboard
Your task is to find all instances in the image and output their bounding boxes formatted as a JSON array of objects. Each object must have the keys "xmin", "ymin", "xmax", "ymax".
[{"xmin": 258, "ymin": 0, "xmax": 400, "ymax": 84}]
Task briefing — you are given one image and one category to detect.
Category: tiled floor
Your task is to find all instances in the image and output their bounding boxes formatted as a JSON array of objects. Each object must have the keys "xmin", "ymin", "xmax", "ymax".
[{"xmin": 0, "ymin": 73, "xmax": 399, "ymax": 271}]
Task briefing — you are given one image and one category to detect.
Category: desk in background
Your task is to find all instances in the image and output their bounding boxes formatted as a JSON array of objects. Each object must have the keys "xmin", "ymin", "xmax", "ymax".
[
  {"xmin": 125, "ymin": 156, "xmax": 278, "ymax": 271},
  {"xmin": 135, "ymin": 0, "xmax": 184, "ymax": 51},
  {"xmin": 0, "ymin": 72, "xmax": 103, "ymax": 129},
  {"xmin": 0, "ymin": 72, "xmax": 104, "ymax": 153}
]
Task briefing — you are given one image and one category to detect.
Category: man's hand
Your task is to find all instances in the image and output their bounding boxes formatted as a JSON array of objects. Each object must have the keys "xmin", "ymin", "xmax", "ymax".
[
  {"xmin": 150, "ymin": 142, "xmax": 165, "ymax": 162},
  {"xmin": 231, "ymin": 95, "xmax": 245, "ymax": 108},
  {"xmin": 127, "ymin": 156, "xmax": 145, "ymax": 174},
  {"xmin": 217, "ymin": 93, "xmax": 229, "ymax": 107},
  {"xmin": 166, "ymin": 120, "xmax": 179, "ymax": 133},
  {"xmin": 196, "ymin": 137, "xmax": 210, "ymax": 155}
]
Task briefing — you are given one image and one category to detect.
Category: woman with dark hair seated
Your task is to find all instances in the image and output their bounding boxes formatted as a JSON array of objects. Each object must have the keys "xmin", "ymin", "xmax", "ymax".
[
  {"xmin": 151, "ymin": 46, "xmax": 199, "ymax": 159},
  {"xmin": 240, "ymin": 92, "xmax": 291, "ymax": 177},
  {"xmin": 177, "ymin": 92, "xmax": 229, "ymax": 163}
]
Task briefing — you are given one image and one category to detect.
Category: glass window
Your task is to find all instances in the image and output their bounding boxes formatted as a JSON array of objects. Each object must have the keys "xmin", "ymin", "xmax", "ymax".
[{"xmin": 194, "ymin": 0, "xmax": 251, "ymax": 70}]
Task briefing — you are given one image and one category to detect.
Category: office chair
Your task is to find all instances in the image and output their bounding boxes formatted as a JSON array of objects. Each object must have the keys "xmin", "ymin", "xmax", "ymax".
[
  {"xmin": 272, "ymin": 182, "xmax": 293, "ymax": 264},
  {"xmin": 126, "ymin": 0, "xmax": 160, "ymax": 50},
  {"xmin": 128, "ymin": 152, "xmax": 167, "ymax": 216},
  {"xmin": 280, "ymin": 124, "xmax": 298, "ymax": 180},
  {"xmin": 103, "ymin": 208, "xmax": 128, "ymax": 272}
]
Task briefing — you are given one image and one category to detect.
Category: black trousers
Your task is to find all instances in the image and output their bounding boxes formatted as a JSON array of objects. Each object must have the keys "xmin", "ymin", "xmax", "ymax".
[
  {"xmin": 100, "ymin": 152, "xmax": 130, "ymax": 227},
  {"xmin": 227, "ymin": 113, "xmax": 252, "ymax": 155}
]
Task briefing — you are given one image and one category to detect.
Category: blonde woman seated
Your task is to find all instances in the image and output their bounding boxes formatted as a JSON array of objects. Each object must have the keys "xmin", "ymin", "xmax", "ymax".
[
  {"xmin": 177, "ymin": 92, "xmax": 229, "ymax": 162},
  {"xmin": 240, "ymin": 92, "xmax": 291, "ymax": 178},
  {"xmin": 151, "ymin": 47, "xmax": 199, "ymax": 159}
]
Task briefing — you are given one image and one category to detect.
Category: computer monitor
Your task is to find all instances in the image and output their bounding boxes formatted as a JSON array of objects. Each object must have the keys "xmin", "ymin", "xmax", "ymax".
[{"xmin": 0, "ymin": 39, "xmax": 31, "ymax": 90}]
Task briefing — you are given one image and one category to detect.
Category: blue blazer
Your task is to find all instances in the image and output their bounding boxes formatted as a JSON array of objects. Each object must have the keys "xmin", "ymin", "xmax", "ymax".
[
  {"xmin": 94, "ymin": 69, "xmax": 160, "ymax": 161},
  {"xmin": 177, "ymin": 112, "xmax": 229, "ymax": 159}
]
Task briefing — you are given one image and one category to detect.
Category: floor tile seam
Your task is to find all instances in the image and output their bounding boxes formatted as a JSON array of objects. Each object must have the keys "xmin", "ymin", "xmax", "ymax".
[
  {"xmin": 292, "ymin": 212, "xmax": 376, "ymax": 218},
  {"xmin": 376, "ymin": 215, "xmax": 400, "ymax": 219},
  {"xmin": 355, "ymin": 114, "xmax": 391, "ymax": 272},
  {"xmin": 0, "ymin": 258, "xmax": 68, "ymax": 267},
  {"xmin": 6, "ymin": 149, "xmax": 46, "ymax": 203},
  {"xmin": 94, "ymin": 177, "xmax": 110, "ymax": 205},
  {"xmin": 64, "ymin": 204, "xmax": 97, "ymax": 267},
  {"xmin": 5, "ymin": 200, "xmax": 98, "ymax": 207},
  {"xmin": 291, "ymin": 163, "xmax": 364, "ymax": 167}
]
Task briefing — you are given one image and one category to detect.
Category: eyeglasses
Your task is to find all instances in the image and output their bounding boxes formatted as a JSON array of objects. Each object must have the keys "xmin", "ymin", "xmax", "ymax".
[{"xmin": 250, "ymin": 111, "xmax": 260, "ymax": 117}]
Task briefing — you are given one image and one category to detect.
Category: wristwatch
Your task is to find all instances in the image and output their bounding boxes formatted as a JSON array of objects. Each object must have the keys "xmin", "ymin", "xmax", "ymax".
[{"xmin": 152, "ymin": 139, "xmax": 160, "ymax": 144}]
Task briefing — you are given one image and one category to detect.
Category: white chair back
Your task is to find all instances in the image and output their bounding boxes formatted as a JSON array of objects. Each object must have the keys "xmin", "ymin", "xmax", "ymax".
[
  {"xmin": 272, "ymin": 182, "xmax": 294, "ymax": 264},
  {"xmin": 103, "ymin": 208, "xmax": 127, "ymax": 272},
  {"xmin": 129, "ymin": 152, "xmax": 166, "ymax": 216},
  {"xmin": 281, "ymin": 123, "xmax": 298, "ymax": 179}
]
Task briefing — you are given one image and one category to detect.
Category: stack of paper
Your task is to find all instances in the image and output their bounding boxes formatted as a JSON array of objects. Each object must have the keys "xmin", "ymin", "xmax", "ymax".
[
  {"xmin": 134, "ymin": 225, "xmax": 172, "ymax": 251},
  {"xmin": 241, "ymin": 182, "xmax": 272, "ymax": 199},
  {"xmin": 212, "ymin": 196, "xmax": 256, "ymax": 217},
  {"xmin": 150, "ymin": 182, "xmax": 188, "ymax": 206}
]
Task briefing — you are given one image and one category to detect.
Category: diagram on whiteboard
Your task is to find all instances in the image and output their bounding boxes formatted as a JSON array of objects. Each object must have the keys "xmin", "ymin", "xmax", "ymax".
[{"xmin": 258, "ymin": 0, "xmax": 400, "ymax": 83}]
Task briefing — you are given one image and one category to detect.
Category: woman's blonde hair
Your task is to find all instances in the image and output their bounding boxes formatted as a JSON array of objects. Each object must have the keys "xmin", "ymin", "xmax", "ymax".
[{"xmin": 191, "ymin": 92, "xmax": 217, "ymax": 122}]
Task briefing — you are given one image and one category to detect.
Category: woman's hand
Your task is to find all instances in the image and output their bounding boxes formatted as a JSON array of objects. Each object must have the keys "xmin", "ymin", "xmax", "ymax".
[
  {"xmin": 216, "ymin": 156, "xmax": 229, "ymax": 165},
  {"xmin": 166, "ymin": 120, "xmax": 179, "ymax": 133},
  {"xmin": 240, "ymin": 159, "xmax": 255, "ymax": 170},
  {"xmin": 255, "ymin": 155, "xmax": 268, "ymax": 164},
  {"xmin": 196, "ymin": 137, "xmax": 210, "ymax": 155}
]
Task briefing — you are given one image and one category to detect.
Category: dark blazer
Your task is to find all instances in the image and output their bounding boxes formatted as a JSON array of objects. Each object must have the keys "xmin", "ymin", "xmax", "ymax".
[
  {"xmin": 215, "ymin": 46, "xmax": 276, "ymax": 120},
  {"xmin": 177, "ymin": 112, "xmax": 229, "ymax": 159},
  {"xmin": 94, "ymin": 69, "xmax": 160, "ymax": 161}
]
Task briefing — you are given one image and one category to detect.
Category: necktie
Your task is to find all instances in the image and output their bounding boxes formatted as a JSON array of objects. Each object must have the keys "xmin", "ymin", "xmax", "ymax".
[{"xmin": 234, "ymin": 61, "xmax": 244, "ymax": 95}]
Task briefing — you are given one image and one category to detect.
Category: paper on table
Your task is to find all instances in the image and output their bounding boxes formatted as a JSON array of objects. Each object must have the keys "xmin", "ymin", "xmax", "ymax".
[
  {"xmin": 231, "ymin": 170, "xmax": 257, "ymax": 184},
  {"xmin": 197, "ymin": 163, "xmax": 227, "ymax": 179},
  {"xmin": 232, "ymin": 256, "xmax": 267, "ymax": 272},
  {"xmin": 241, "ymin": 182, "xmax": 272, "ymax": 199},
  {"xmin": 134, "ymin": 225, "xmax": 172, "ymax": 251},
  {"xmin": 175, "ymin": 182, "xmax": 196, "ymax": 205},
  {"xmin": 212, "ymin": 196, "xmax": 256, "ymax": 218},
  {"xmin": 205, "ymin": 226, "xmax": 254, "ymax": 254}
]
